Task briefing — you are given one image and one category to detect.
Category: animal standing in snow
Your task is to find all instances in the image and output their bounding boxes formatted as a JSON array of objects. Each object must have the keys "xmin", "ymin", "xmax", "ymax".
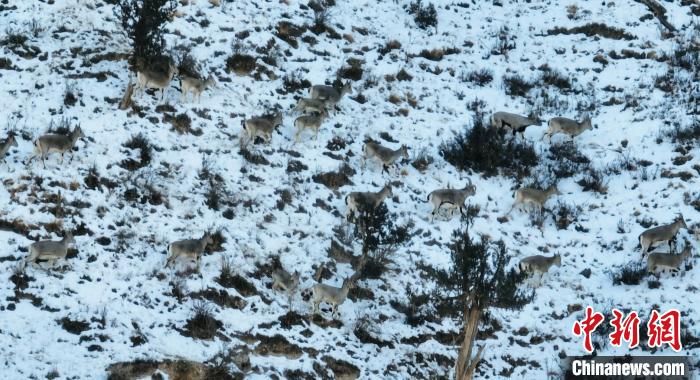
[
  {"xmin": 0, "ymin": 134, "xmax": 18, "ymax": 163},
  {"xmin": 28, "ymin": 125, "xmax": 85, "ymax": 167},
  {"xmin": 241, "ymin": 112, "xmax": 283, "ymax": 145},
  {"xmin": 345, "ymin": 184, "xmax": 393, "ymax": 221},
  {"xmin": 519, "ymin": 254, "xmax": 561, "ymax": 285},
  {"xmin": 180, "ymin": 74, "xmax": 216, "ymax": 103},
  {"xmin": 302, "ymin": 277, "xmax": 353, "ymax": 318},
  {"xmin": 362, "ymin": 141, "xmax": 409, "ymax": 173},
  {"xmin": 294, "ymin": 98, "xmax": 326, "ymax": 115},
  {"xmin": 294, "ymin": 110, "xmax": 327, "ymax": 142},
  {"xmin": 647, "ymin": 244, "xmax": 692, "ymax": 275},
  {"xmin": 427, "ymin": 180, "xmax": 476, "ymax": 222},
  {"xmin": 507, "ymin": 185, "xmax": 561, "ymax": 214},
  {"xmin": 309, "ymin": 82, "xmax": 352, "ymax": 110},
  {"xmin": 271, "ymin": 268, "xmax": 300, "ymax": 304},
  {"xmin": 490, "ymin": 111, "xmax": 538, "ymax": 138},
  {"xmin": 639, "ymin": 214, "xmax": 687, "ymax": 255},
  {"xmin": 134, "ymin": 62, "xmax": 179, "ymax": 101},
  {"xmin": 165, "ymin": 233, "xmax": 213, "ymax": 270},
  {"xmin": 545, "ymin": 116, "xmax": 593, "ymax": 141},
  {"xmin": 24, "ymin": 231, "xmax": 75, "ymax": 269}
]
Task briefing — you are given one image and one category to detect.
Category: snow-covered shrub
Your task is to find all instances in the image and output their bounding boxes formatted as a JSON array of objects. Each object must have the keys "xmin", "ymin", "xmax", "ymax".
[
  {"xmin": 407, "ymin": 0, "xmax": 437, "ymax": 30},
  {"xmin": 113, "ymin": 0, "xmax": 177, "ymax": 70},
  {"xmin": 440, "ymin": 114, "xmax": 539, "ymax": 180}
]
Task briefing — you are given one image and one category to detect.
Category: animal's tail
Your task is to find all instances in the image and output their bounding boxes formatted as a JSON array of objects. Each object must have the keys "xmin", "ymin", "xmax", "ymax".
[{"xmin": 426, "ymin": 193, "xmax": 432, "ymax": 203}]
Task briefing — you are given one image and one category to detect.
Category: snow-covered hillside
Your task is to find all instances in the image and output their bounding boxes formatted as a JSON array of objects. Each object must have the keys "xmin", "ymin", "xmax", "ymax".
[{"xmin": 0, "ymin": 0, "xmax": 699, "ymax": 378}]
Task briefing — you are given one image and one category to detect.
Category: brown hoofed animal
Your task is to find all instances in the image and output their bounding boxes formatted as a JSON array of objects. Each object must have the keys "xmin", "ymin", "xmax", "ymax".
[
  {"xmin": 302, "ymin": 277, "xmax": 353, "ymax": 318},
  {"xmin": 508, "ymin": 185, "xmax": 561, "ymax": 214},
  {"xmin": 241, "ymin": 112, "xmax": 283, "ymax": 145},
  {"xmin": 28, "ymin": 126, "xmax": 85, "ymax": 167},
  {"xmin": 427, "ymin": 180, "xmax": 476, "ymax": 221},
  {"xmin": 490, "ymin": 111, "xmax": 538, "ymax": 138},
  {"xmin": 294, "ymin": 110, "xmax": 327, "ymax": 142},
  {"xmin": 362, "ymin": 141, "xmax": 409, "ymax": 173},
  {"xmin": 24, "ymin": 232, "xmax": 75, "ymax": 269},
  {"xmin": 545, "ymin": 117, "xmax": 593, "ymax": 141},
  {"xmin": 639, "ymin": 214, "xmax": 687, "ymax": 255},
  {"xmin": 165, "ymin": 233, "xmax": 213, "ymax": 269},
  {"xmin": 180, "ymin": 74, "xmax": 216, "ymax": 103},
  {"xmin": 647, "ymin": 245, "xmax": 692, "ymax": 275},
  {"xmin": 519, "ymin": 254, "xmax": 561, "ymax": 285},
  {"xmin": 345, "ymin": 185, "xmax": 393, "ymax": 220},
  {"xmin": 135, "ymin": 62, "xmax": 179, "ymax": 101},
  {"xmin": 0, "ymin": 134, "xmax": 18, "ymax": 163},
  {"xmin": 309, "ymin": 82, "xmax": 352, "ymax": 109}
]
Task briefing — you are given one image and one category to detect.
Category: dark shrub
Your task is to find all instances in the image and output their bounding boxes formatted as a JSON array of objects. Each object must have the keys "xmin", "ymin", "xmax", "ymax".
[
  {"xmin": 407, "ymin": 0, "xmax": 437, "ymax": 30},
  {"xmin": 114, "ymin": 0, "xmax": 177, "ymax": 70},
  {"xmin": 503, "ymin": 74, "xmax": 534, "ymax": 97},
  {"xmin": 440, "ymin": 114, "xmax": 538, "ymax": 179},
  {"xmin": 576, "ymin": 167, "xmax": 608, "ymax": 194},
  {"xmin": 225, "ymin": 53, "xmax": 256, "ymax": 76},
  {"xmin": 120, "ymin": 133, "xmax": 152, "ymax": 171},
  {"xmin": 611, "ymin": 262, "xmax": 647, "ymax": 285},
  {"xmin": 183, "ymin": 301, "xmax": 221, "ymax": 340},
  {"xmin": 547, "ymin": 142, "xmax": 590, "ymax": 178},
  {"xmin": 541, "ymin": 70, "xmax": 572, "ymax": 91},
  {"xmin": 547, "ymin": 23, "xmax": 635, "ymax": 40},
  {"xmin": 462, "ymin": 68, "xmax": 493, "ymax": 86}
]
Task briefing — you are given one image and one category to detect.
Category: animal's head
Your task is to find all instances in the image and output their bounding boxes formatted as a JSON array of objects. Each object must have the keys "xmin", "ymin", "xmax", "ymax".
[
  {"xmin": 203, "ymin": 233, "xmax": 214, "ymax": 246},
  {"xmin": 73, "ymin": 126, "xmax": 85, "ymax": 139},
  {"xmin": 464, "ymin": 178, "xmax": 476, "ymax": 195},
  {"xmin": 554, "ymin": 254, "xmax": 562, "ymax": 266},
  {"xmin": 341, "ymin": 82, "xmax": 353, "ymax": 95},
  {"xmin": 8, "ymin": 135, "xmax": 17, "ymax": 147},
  {"xmin": 64, "ymin": 231, "xmax": 76, "ymax": 245},
  {"xmin": 342, "ymin": 276, "xmax": 353, "ymax": 289},
  {"xmin": 273, "ymin": 111, "xmax": 284, "ymax": 126},
  {"xmin": 682, "ymin": 244, "xmax": 692, "ymax": 258},
  {"xmin": 547, "ymin": 185, "xmax": 561, "ymax": 196},
  {"xmin": 677, "ymin": 214, "xmax": 687, "ymax": 229},
  {"xmin": 206, "ymin": 74, "xmax": 217, "ymax": 87},
  {"xmin": 384, "ymin": 184, "xmax": 393, "ymax": 197},
  {"xmin": 168, "ymin": 63, "xmax": 179, "ymax": 77},
  {"xmin": 400, "ymin": 145, "xmax": 409, "ymax": 159},
  {"xmin": 291, "ymin": 271, "xmax": 301, "ymax": 287},
  {"xmin": 582, "ymin": 117, "xmax": 593, "ymax": 130}
]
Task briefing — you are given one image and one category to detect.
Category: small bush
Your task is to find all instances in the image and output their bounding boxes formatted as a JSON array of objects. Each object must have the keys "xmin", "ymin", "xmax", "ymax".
[
  {"xmin": 440, "ymin": 114, "xmax": 538, "ymax": 179},
  {"xmin": 114, "ymin": 0, "xmax": 177, "ymax": 69},
  {"xmin": 491, "ymin": 26, "xmax": 516, "ymax": 57},
  {"xmin": 225, "ymin": 53, "xmax": 256, "ymax": 76},
  {"xmin": 552, "ymin": 202, "xmax": 581, "ymax": 230},
  {"xmin": 183, "ymin": 301, "xmax": 221, "ymax": 340},
  {"xmin": 280, "ymin": 72, "xmax": 311, "ymax": 94},
  {"xmin": 503, "ymin": 74, "xmax": 535, "ymax": 97},
  {"xmin": 120, "ymin": 133, "xmax": 152, "ymax": 171},
  {"xmin": 63, "ymin": 82, "xmax": 78, "ymax": 107},
  {"xmin": 611, "ymin": 262, "xmax": 647, "ymax": 286},
  {"xmin": 667, "ymin": 121, "xmax": 700, "ymax": 145},
  {"xmin": 547, "ymin": 23, "xmax": 635, "ymax": 40},
  {"xmin": 462, "ymin": 68, "xmax": 493, "ymax": 86},
  {"xmin": 541, "ymin": 70, "xmax": 572, "ymax": 91},
  {"xmin": 389, "ymin": 284, "xmax": 436, "ymax": 327},
  {"xmin": 576, "ymin": 168, "xmax": 608, "ymax": 194},
  {"xmin": 407, "ymin": 0, "xmax": 437, "ymax": 30},
  {"xmin": 547, "ymin": 142, "xmax": 590, "ymax": 178},
  {"xmin": 177, "ymin": 51, "xmax": 201, "ymax": 79}
]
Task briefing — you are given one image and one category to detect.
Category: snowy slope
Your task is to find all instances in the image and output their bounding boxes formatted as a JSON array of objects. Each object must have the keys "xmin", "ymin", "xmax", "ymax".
[{"xmin": 0, "ymin": 0, "xmax": 699, "ymax": 378}]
